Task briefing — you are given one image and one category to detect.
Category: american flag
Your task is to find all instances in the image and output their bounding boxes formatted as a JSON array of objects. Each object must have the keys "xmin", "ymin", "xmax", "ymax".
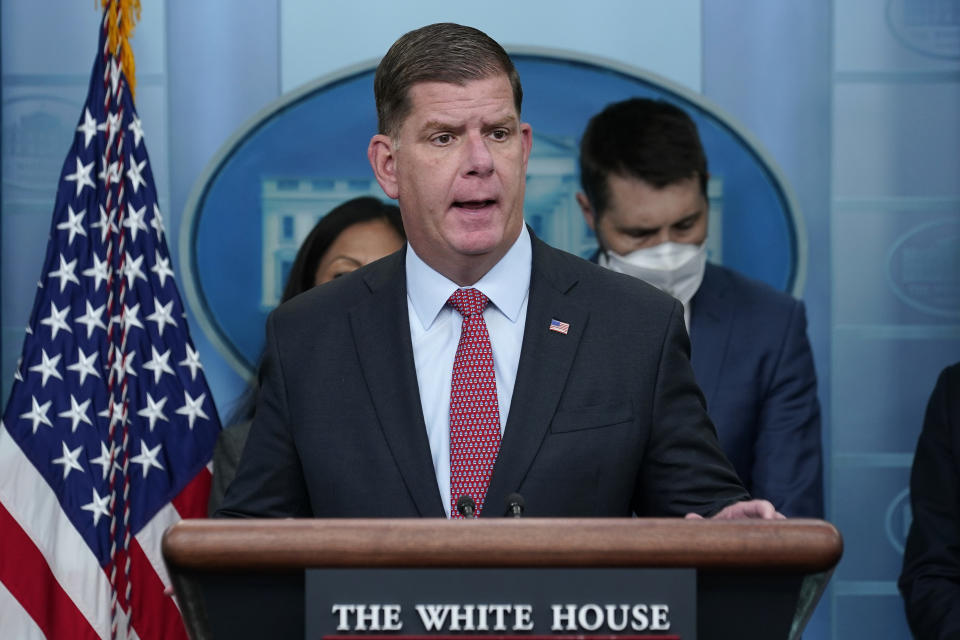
[
  {"xmin": 0, "ymin": 5, "xmax": 220, "ymax": 639},
  {"xmin": 549, "ymin": 318, "xmax": 570, "ymax": 335}
]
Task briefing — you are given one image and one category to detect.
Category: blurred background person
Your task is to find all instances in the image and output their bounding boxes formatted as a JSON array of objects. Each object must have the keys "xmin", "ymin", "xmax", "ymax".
[
  {"xmin": 577, "ymin": 97, "xmax": 823, "ymax": 518},
  {"xmin": 208, "ymin": 196, "xmax": 405, "ymax": 513},
  {"xmin": 900, "ymin": 362, "xmax": 960, "ymax": 640}
]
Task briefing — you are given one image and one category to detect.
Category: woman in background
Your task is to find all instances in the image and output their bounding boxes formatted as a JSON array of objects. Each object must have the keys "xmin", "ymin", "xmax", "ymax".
[{"xmin": 209, "ymin": 196, "xmax": 405, "ymax": 513}]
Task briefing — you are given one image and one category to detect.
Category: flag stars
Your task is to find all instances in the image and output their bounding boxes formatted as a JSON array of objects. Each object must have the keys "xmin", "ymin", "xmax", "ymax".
[
  {"xmin": 123, "ymin": 251, "xmax": 147, "ymax": 287},
  {"xmin": 137, "ymin": 392, "xmax": 169, "ymax": 432},
  {"xmin": 126, "ymin": 158, "xmax": 148, "ymax": 194},
  {"xmin": 64, "ymin": 157, "xmax": 95, "ymax": 197},
  {"xmin": 20, "ymin": 396, "xmax": 53, "ymax": 434},
  {"xmin": 77, "ymin": 107, "xmax": 98, "ymax": 148},
  {"xmin": 151, "ymin": 251, "xmax": 174, "ymax": 287},
  {"xmin": 81, "ymin": 487, "xmax": 111, "ymax": 526},
  {"xmin": 82, "ymin": 253, "xmax": 110, "ymax": 292},
  {"xmin": 48, "ymin": 254, "xmax": 81, "ymax": 292},
  {"xmin": 92, "ymin": 205, "xmax": 118, "ymax": 244},
  {"xmin": 56, "ymin": 206, "xmax": 87, "ymax": 246},
  {"xmin": 121, "ymin": 302, "xmax": 145, "ymax": 334},
  {"xmin": 179, "ymin": 345, "xmax": 203, "ymax": 381},
  {"xmin": 176, "ymin": 391, "xmax": 209, "ymax": 430},
  {"xmin": 143, "ymin": 346, "xmax": 175, "ymax": 384},
  {"xmin": 90, "ymin": 441, "xmax": 118, "ymax": 481},
  {"xmin": 110, "ymin": 350, "xmax": 138, "ymax": 383},
  {"xmin": 75, "ymin": 302, "xmax": 107, "ymax": 339},
  {"xmin": 52, "ymin": 442, "xmax": 84, "ymax": 479},
  {"xmin": 128, "ymin": 115, "xmax": 144, "ymax": 148},
  {"xmin": 66, "ymin": 346, "xmax": 101, "ymax": 385},
  {"xmin": 150, "ymin": 204, "xmax": 165, "ymax": 241},
  {"xmin": 108, "ymin": 59, "xmax": 122, "ymax": 100},
  {"xmin": 131, "ymin": 441, "xmax": 164, "ymax": 478},
  {"xmin": 98, "ymin": 399, "xmax": 126, "ymax": 428},
  {"xmin": 146, "ymin": 298, "xmax": 177, "ymax": 337},
  {"xmin": 58, "ymin": 394, "xmax": 93, "ymax": 432},
  {"xmin": 40, "ymin": 301, "xmax": 72, "ymax": 339},
  {"xmin": 124, "ymin": 203, "xmax": 149, "ymax": 241},
  {"xmin": 97, "ymin": 109, "xmax": 122, "ymax": 150},
  {"xmin": 97, "ymin": 152, "xmax": 120, "ymax": 186},
  {"xmin": 28, "ymin": 348, "xmax": 63, "ymax": 387}
]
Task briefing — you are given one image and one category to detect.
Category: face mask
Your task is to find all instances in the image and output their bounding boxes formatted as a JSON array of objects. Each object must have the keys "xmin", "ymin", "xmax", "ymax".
[{"xmin": 599, "ymin": 241, "xmax": 707, "ymax": 306}]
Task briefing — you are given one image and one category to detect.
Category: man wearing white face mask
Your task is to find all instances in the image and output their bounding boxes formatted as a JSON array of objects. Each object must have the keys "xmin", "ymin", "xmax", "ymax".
[{"xmin": 576, "ymin": 98, "xmax": 823, "ymax": 518}]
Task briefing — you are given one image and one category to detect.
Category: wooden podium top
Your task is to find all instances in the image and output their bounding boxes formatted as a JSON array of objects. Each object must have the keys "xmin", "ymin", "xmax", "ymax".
[{"xmin": 162, "ymin": 518, "xmax": 842, "ymax": 573}]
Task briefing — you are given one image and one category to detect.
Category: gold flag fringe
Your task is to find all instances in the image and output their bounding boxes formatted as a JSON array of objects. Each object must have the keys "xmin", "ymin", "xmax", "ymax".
[{"xmin": 101, "ymin": 0, "xmax": 142, "ymax": 99}]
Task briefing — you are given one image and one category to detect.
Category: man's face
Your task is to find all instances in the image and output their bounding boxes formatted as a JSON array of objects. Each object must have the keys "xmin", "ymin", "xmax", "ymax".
[
  {"xmin": 368, "ymin": 74, "xmax": 532, "ymax": 284},
  {"xmin": 578, "ymin": 174, "xmax": 708, "ymax": 256}
]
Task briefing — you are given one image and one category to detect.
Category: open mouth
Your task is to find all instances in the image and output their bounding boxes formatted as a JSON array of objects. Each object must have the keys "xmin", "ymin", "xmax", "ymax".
[{"xmin": 453, "ymin": 199, "xmax": 496, "ymax": 211}]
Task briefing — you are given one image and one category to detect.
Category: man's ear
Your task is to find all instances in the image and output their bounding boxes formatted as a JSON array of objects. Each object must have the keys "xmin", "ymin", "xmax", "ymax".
[
  {"xmin": 368, "ymin": 134, "xmax": 399, "ymax": 199},
  {"xmin": 576, "ymin": 192, "xmax": 597, "ymax": 231}
]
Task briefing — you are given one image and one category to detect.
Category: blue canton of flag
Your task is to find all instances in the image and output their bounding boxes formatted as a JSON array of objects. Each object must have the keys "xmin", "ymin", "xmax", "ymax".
[{"xmin": 0, "ymin": 7, "xmax": 221, "ymax": 640}]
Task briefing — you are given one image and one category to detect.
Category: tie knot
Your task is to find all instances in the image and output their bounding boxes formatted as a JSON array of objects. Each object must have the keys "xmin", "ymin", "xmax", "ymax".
[{"xmin": 448, "ymin": 288, "xmax": 489, "ymax": 317}]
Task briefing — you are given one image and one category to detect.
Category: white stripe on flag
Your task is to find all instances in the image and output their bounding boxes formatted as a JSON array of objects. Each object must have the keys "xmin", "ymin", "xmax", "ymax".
[
  {"xmin": 134, "ymin": 501, "xmax": 180, "ymax": 595},
  {"xmin": 0, "ymin": 577, "xmax": 46, "ymax": 640},
  {"xmin": 0, "ymin": 422, "xmax": 111, "ymax": 639}
]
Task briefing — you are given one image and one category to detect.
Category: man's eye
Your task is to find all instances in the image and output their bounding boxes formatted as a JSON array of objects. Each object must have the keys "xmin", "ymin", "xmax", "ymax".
[
  {"xmin": 490, "ymin": 129, "xmax": 508, "ymax": 140},
  {"xmin": 433, "ymin": 134, "xmax": 453, "ymax": 145}
]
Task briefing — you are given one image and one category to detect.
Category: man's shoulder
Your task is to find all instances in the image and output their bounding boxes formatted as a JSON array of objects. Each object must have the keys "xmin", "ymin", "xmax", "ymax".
[
  {"xmin": 535, "ymin": 239, "xmax": 678, "ymax": 309},
  {"xmin": 271, "ymin": 250, "xmax": 402, "ymax": 327},
  {"xmin": 702, "ymin": 262, "xmax": 801, "ymax": 316}
]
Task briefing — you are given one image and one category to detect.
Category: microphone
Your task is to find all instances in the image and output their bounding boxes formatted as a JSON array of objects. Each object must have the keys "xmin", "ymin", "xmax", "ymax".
[
  {"xmin": 505, "ymin": 493, "xmax": 525, "ymax": 518},
  {"xmin": 456, "ymin": 494, "xmax": 476, "ymax": 518}
]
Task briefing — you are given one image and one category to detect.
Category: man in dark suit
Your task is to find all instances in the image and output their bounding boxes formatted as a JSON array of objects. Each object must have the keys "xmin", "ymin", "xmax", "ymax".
[
  {"xmin": 577, "ymin": 98, "xmax": 823, "ymax": 518},
  {"xmin": 218, "ymin": 24, "xmax": 778, "ymax": 520},
  {"xmin": 900, "ymin": 362, "xmax": 960, "ymax": 639}
]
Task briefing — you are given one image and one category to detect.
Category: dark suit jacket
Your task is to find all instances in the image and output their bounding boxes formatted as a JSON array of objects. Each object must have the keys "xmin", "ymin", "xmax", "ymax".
[
  {"xmin": 218, "ymin": 236, "xmax": 748, "ymax": 518},
  {"xmin": 690, "ymin": 263, "xmax": 823, "ymax": 518},
  {"xmin": 585, "ymin": 255, "xmax": 823, "ymax": 518},
  {"xmin": 207, "ymin": 419, "xmax": 251, "ymax": 516},
  {"xmin": 899, "ymin": 363, "xmax": 960, "ymax": 640}
]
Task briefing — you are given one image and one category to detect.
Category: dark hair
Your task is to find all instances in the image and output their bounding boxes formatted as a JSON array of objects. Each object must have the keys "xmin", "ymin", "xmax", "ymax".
[
  {"xmin": 374, "ymin": 23, "xmax": 523, "ymax": 136},
  {"xmin": 230, "ymin": 196, "xmax": 404, "ymax": 425},
  {"xmin": 579, "ymin": 98, "xmax": 708, "ymax": 218},
  {"xmin": 280, "ymin": 196, "xmax": 404, "ymax": 303}
]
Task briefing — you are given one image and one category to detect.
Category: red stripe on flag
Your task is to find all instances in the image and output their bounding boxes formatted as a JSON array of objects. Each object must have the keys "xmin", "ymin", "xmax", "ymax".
[
  {"xmin": 128, "ymin": 537, "xmax": 188, "ymax": 640},
  {"xmin": 171, "ymin": 467, "xmax": 212, "ymax": 519},
  {"xmin": 0, "ymin": 501, "xmax": 101, "ymax": 640}
]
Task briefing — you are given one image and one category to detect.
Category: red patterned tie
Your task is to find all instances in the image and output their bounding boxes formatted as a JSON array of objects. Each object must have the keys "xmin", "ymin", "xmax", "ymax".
[{"xmin": 448, "ymin": 288, "xmax": 501, "ymax": 518}]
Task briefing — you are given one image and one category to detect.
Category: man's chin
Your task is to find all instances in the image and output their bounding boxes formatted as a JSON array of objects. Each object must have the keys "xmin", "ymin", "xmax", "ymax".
[{"xmin": 448, "ymin": 225, "xmax": 520, "ymax": 257}]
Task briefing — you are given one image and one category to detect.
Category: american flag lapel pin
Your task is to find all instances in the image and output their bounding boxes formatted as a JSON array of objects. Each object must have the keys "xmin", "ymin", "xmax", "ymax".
[{"xmin": 549, "ymin": 318, "xmax": 570, "ymax": 335}]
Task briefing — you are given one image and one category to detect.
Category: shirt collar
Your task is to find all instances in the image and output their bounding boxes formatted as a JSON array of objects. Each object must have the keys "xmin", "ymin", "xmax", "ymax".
[{"xmin": 406, "ymin": 225, "xmax": 532, "ymax": 331}]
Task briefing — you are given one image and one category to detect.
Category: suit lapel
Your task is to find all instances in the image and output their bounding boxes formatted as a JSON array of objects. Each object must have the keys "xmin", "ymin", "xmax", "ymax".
[
  {"xmin": 483, "ymin": 237, "xmax": 589, "ymax": 517},
  {"xmin": 350, "ymin": 252, "xmax": 446, "ymax": 517},
  {"xmin": 690, "ymin": 263, "xmax": 733, "ymax": 407}
]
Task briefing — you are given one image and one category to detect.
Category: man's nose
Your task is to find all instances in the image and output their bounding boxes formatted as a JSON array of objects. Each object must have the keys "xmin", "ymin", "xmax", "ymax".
[
  {"xmin": 647, "ymin": 229, "xmax": 671, "ymax": 247},
  {"xmin": 463, "ymin": 131, "xmax": 494, "ymax": 177}
]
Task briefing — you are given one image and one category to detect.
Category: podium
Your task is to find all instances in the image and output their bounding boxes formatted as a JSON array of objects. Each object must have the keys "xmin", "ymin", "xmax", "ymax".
[{"xmin": 162, "ymin": 518, "xmax": 842, "ymax": 640}]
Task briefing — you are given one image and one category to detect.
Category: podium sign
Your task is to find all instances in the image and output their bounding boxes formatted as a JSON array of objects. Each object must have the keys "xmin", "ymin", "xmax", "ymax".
[
  {"xmin": 306, "ymin": 568, "xmax": 696, "ymax": 640},
  {"xmin": 162, "ymin": 518, "xmax": 842, "ymax": 640}
]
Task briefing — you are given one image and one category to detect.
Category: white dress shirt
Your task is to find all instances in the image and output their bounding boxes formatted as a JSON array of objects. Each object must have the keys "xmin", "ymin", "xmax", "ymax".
[{"xmin": 406, "ymin": 226, "xmax": 531, "ymax": 517}]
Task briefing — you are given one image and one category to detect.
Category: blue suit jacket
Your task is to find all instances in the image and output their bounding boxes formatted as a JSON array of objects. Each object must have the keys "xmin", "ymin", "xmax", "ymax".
[
  {"xmin": 589, "ymin": 254, "xmax": 823, "ymax": 518},
  {"xmin": 689, "ymin": 263, "xmax": 822, "ymax": 518}
]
